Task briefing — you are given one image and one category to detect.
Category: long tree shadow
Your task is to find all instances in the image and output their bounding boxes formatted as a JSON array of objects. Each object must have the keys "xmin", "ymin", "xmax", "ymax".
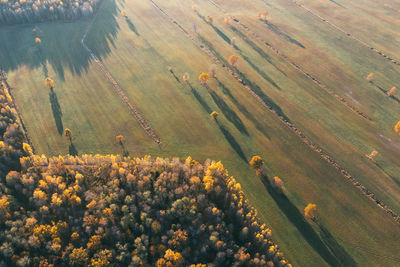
[
  {"xmin": 119, "ymin": 140, "xmax": 130, "ymax": 157},
  {"xmin": 197, "ymin": 34, "xmax": 290, "ymax": 122},
  {"xmin": 261, "ymin": 174, "xmax": 348, "ymax": 267},
  {"xmin": 262, "ymin": 20, "xmax": 305, "ymax": 49},
  {"xmin": 241, "ymin": 54, "xmax": 282, "ymax": 91},
  {"xmin": 49, "ymin": 88, "xmax": 64, "ymax": 135},
  {"xmin": 317, "ymin": 223, "xmax": 357, "ymax": 267},
  {"xmin": 126, "ymin": 18, "xmax": 140, "ymax": 36},
  {"xmin": 187, "ymin": 82, "xmax": 212, "ymax": 114},
  {"xmin": 208, "ymin": 86, "xmax": 249, "ymax": 136},
  {"xmin": 215, "ymin": 119, "xmax": 247, "ymax": 163},
  {"xmin": 0, "ymin": 0, "xmax": 120, "ymax": 79},
  {"xmin": 69, "ymin": 142, "xmax": 78, "ymax": 156},
  {"xmin": 216, "ymin": 78, "xmax": 270, "ymax": 139},
  {"xmin": 371, "ymin": 82, "xmax": 400, "ymax": 103},
  {"xmin": 168, "ymin": 68, "xmax": 181, "ymax": 83},
  {"xmin": 230, "ymin": 25, "xmax": 287, "ymax": 76}
]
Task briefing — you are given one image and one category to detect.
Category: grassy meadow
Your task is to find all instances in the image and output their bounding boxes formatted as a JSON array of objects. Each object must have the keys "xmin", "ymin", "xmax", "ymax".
[{"xmin": 0, "ymin": 0, "xmax": 399, "ymax": 265}]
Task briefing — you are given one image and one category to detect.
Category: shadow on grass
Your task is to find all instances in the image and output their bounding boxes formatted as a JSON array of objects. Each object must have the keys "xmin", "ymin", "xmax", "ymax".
[
  {"xmin": 196, "ymin": 12, "xmax": 233, "ymax": 47},
  {"xmin": 169, "ymin": 69, "xmax": 181, "ymax": 83},
  {"xmin": 119, "ymin": 141, "xmax": 130, "ymax": 157},
  {"xmin": 126, "ymin": 18, "xmax": 140, "ymax": 36},
  {"xmin": 216, "ymin": 119, "xmax": 247, "ymax": 163},
  {"xmin": 216, "ymin": 78, "xmax": 270, "ymax": 139},
  {"xmin": 187, "ymin": 82, "xmax": 212, "ymax": 114},
  {"xmin": 69, "ymin": 142, "xmax": 78, "ymax": 156},
  {"xmin": 230, "ymin": 26, "xmax": 287, "ymax": 76},
  {"xmin": 208, "ymin": 87, "xmax": 249, "ymax": 136},
  {"xmin": 261, "ymin": 174, "xmax": 355, "ymax": 267},
  {"xmin": 262, "ymin": 20, "xmax": 305, "ymax": 49},
  {"xmin": 197, "ymin": 34, "xmax": 290, "ymax": 122},
  {"xmin": 49, "ymin": 88, "xmax": 63, "ymax": 135},
  {"xmin": 318, "ymin": 223, "xmax": 357, "ymax": 267},
  {"xmin": 0, "ymin": 0, "xmax": 119, "ymax": 80},
  {"xmin": 371, "ymin": 82, "xmax": 400, "ymax": 103},
  {"xmin": 241, "ymin": 54, "xmax": 282, "ymax": 91}
]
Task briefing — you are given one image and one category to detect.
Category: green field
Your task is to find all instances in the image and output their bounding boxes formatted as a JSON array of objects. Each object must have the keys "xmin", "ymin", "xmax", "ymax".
[{"xmin": 1, "ymin": 0, "xmax": 399, "ymax": 265}]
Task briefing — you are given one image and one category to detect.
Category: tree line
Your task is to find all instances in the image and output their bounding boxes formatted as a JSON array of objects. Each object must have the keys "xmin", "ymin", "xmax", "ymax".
[{"xmin": 0, "ymin": 0, "xmax": 100, "ymax": 25}]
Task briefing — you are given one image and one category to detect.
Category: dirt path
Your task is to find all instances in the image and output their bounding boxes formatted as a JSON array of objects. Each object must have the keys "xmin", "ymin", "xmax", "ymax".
[
  {"xmin": 291, "ymin": 1, "xmax": 400, "ymax": 67},
  {"xmin": 149, "ymin": 0, "xmax": 400, "ymax": 224},
  {"xmin": 81, "ymin": 10, "xmax": 161, "ymax": 145}
]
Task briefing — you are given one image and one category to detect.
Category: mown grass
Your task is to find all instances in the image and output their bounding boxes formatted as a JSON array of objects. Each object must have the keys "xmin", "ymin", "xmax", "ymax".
[{"xmin": 1, "ymin": 0, "xmax": 399, "ymax": 266}]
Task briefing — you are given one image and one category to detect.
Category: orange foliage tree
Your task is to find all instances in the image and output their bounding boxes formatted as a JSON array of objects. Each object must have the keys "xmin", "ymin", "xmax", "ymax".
[
  {"xmin": 198, "ymin": 73, "xmax": 210, "ymax": 85},
  {"xmin": 304, "ymin": 203, "xmax": 317, "ymax": 220},
  {"xmin": 228, "ymin": 55, "xmax": 239, "ymax": 67},
  {"xmin": 45, "ymin": 77, "xmax": 54, "ymax": 89},
  {"xmin": 395, "ymin": 120, "xmax": 400, "ymax": 134},
  {"xmin": 210, "ymin": 111, "xmax": 218, "ymax": 120},
  {"xmin": 387, "ymin": 86, "xmax": 397, "ymax": 97},
  {"xmin": 366, "ymin": 72, "xmax": 374, "ymax": 82}
]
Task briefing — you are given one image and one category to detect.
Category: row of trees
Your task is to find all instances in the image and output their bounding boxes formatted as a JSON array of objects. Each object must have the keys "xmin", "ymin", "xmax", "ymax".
[
  {"xmin": 0, "ymin": 79, "xmax": 31, "ymax": 177},
  {"xmin": 0, "ymin": 150, "xmax": 291, "ymax": 266},
  {"xmin": 0, "ymin": 0, "xmax": 100, "ymax": 25}
]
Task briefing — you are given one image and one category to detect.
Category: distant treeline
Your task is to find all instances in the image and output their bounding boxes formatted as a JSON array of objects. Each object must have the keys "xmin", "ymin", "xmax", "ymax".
[{"xmin": 0, "ymin": 0, "xmax": 100, "ymax": 25}]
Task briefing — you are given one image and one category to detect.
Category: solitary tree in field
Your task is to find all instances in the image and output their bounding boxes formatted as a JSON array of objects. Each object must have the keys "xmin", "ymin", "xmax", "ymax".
[
  {"xmin": 209, "ymin": 64, "xmax": 217, "ymax": 78},
  {"xmin": 35, "ymin": 37, "xmax": 41, "ymax": 44},
  {"xmin": 206, "ymin": 16, "xmax": 213, "ymax": 24},
  {"xmin": 183, "ymin": 72, "xmax": 190, "ymax": 82},
  {"xmin": 395, "ymin": 120, "xmax": 400, "ymax": 134},
  {"xmin": 64, "ymin": 128, "xmax": 73, "ymax": 142},
  {"xmin": 366, "ymin": 72, "xmax": 374, "ymax": 82},
  {"xmin": 249, "ymin": 155, "xmax": 264, "ymax": 174},
  {"xmin": 45, "ymin": 77, "xmax": 54, "ymax": 89},
  {"xmin": 210, "ymin": 111, "xmax": 218, "ymax": 120},
  {"xmin": 228, "ymin": 54, "xmax": 239, "ymax": 67},
  {"xmin": 387, "ymin": 86, "xmax": 397, "ymax": 97},
  {"xmin": 366, "ymin": 150, "xmax": 378, "ymax": 161},
  {"xmin": 230, "ymin": 37, "xmax": 237, "ymax": 47},
  {"xmin": 304, "ymin": 203, "xmax": 317, "ymax": 221},
  {"xmin": 199, "ymin": 73, "xmax": 210, "ymax": 85},
  {"xmin": 224, "ymin": 14, "xmax": 232, "ymax": 24},
  {"xmin": 121, "ymin": 10, "xmax": 128, "ymax": 17},
  {"xmin": 116, "ymin": 135, "xmax": 124, "ymax": 144},
  {"xmin": 272, "ymin": 176, "xmax": 284, "ymax": 190}
]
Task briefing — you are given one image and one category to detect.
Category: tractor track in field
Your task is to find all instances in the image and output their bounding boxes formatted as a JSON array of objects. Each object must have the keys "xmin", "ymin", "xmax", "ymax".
[
  {"xmin": 80, "ymin": 9, "xmax": 161, "ymax": 145},
  {"xmin": 149, "ymin": 0, "xmax": 400, "ymax": 224},
  {"xmin": 0, "ymin": 71, "xmax": 35, "ymax": 152},
  {"xmin": 291, "ymin": 1, "xmax": 400, "ymax": 67}
]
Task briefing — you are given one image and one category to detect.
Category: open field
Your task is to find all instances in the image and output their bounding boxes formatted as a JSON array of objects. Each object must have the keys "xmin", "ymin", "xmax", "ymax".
[{"xmin": 1, "ymin": 0, "xmax": 399, "ymax": 265}]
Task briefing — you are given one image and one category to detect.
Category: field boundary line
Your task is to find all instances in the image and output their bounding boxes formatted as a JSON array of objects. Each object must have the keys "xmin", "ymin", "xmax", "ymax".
[
  {"xmin": 80, "ymin": 6, "xmax": 161, "ymax": 145},
  {"xmin": 149, "ymin": 0, "xmax": 400, "ymax": 224}
]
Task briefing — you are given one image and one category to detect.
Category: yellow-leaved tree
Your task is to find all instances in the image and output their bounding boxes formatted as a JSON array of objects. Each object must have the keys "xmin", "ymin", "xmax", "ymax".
[
  {"xmin": 387, "ymin": 86, "xmax": 397, "ymax": 97},
  {"xmin": 198, "ymin": 73, "xmax": 210, "ymax": 85},
  {"xmin": 45, "ymin": 77, "xmax": 54, "ymax": 89},
  {"xmin": 304, "ymin": 203, "xmax": 317, "ymax": 221},
  {"xmin": 366, "ymin": 72, "xmax": 374, "ymax": 82},
  {"xmin": 249, "ymin": 156, "xmax": 264, "ymax": 175},
  {"xmin": 210, "ymin": 111, "xmax": 218, "ymax": 120},
  {"xmin": 228, "ymin": 55, "xmax": 239, "ymax": 67},
  {"xmin": 395, "ymin": 120, "xmax": 400, "ymax": 134}
]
